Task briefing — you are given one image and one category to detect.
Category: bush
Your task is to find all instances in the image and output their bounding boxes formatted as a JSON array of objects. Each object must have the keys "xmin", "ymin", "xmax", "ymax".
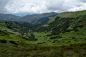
[
  {"xmin": 0, "ymin": 30, "xmax": 9, "ymax": 36},
  {"xmin": 0, "ymin": 39, "xmax": 7, "ymax": 43},
  {"xmin": 28, "ymin": 33, "xmax": 38, "ymax": 41},
  {"xmin": 9, "ymin": 41, "xmax": 18, "ymax": 45}
]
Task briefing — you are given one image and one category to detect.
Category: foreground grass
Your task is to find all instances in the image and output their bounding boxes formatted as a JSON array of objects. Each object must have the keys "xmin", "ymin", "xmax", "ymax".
[
  {"xmin": 0, "ymin": 40, "xmax": 86, "ymax": 57},
  {"xmin": 0, "ymin": 30, "xmax": 86, "ymax": 57}
]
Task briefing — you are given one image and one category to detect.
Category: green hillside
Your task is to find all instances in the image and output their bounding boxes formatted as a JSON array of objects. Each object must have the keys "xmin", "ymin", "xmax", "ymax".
[
  {"xmin": 0, "ymin": 10, "xmax": 86, "ymax": 57},
  {"xmin": 58, "ymin": 10, "xmax": 86, "ymax": 18},
  {"xmin": 31, "ymin": 10, "xmax": 86, "ymax": 47}
]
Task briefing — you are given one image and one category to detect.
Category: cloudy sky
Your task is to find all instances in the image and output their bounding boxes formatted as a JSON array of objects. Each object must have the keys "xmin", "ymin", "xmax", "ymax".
[{"xmin": 0, "ymin": 0, "xmax": 86, "ymax": 13}]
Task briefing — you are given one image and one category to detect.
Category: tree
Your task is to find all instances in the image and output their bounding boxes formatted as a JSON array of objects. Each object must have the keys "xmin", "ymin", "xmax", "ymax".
[
  {"xmin": 29, "ymin": 33, "xmax": 38, "ymax": 41},
  {"xmin": 50, "ymin": 35, "xmax": 61, "ymax": 43}
]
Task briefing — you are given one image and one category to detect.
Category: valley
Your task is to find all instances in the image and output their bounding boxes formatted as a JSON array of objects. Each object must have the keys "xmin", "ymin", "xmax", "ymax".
[{"xmin": 0, "ymin": 10, "xmax": 86, "ymax": 57}]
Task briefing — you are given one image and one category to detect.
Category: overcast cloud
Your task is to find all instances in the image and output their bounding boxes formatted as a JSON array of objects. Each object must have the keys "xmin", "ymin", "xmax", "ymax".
[
  {"xmin": 0, "ymin": 0, "xmax": 10, "ymax": 13},
  {"xmin": 0, "ymin": 0, "xmax": 86, "ymax": 13}
]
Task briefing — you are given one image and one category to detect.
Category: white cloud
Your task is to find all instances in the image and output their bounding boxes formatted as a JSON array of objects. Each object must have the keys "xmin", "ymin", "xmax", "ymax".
[
  {"xmin": 0, "ymin": 0, "xmax": 10, "ymax": 13},
  {"xmin": 79, "ymin": 0, "xmax": 86, "ymax": 2},
  {"xmin": 5, "ymin": 0, "xmax": 47, "ymax": 13},
  {"xmin": 68, "ymin": 1, "xmax": 86, "ymax": 11},
  {"xmin": 45, "ymin": 0, "xmax": 71, "ymax": 12},
  {"xmin": 0, "ymin": 0, "xmax": 86, "ymax": 13}
]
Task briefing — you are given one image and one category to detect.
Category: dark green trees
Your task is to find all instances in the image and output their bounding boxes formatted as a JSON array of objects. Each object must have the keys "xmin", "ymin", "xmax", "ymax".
[{"xmin": 29, "ymin": 33, "xmax": 38, "ymax": 41}]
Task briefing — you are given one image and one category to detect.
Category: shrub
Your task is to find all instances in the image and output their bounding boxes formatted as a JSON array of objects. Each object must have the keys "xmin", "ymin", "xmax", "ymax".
[
  {"xmin": 9, "ymin": 41, "xmax": 18, "ymax": 45},
  {"xmin": 0, "ymin": 39, "xmax": 7, "ymax": 43}
]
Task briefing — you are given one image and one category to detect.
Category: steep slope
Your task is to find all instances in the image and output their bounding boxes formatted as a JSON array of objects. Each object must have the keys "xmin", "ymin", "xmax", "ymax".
[
  {"xmin": 21, "ymin": 12, "xmax": 59, "ymax": 24},
  {"xmin": 36, "ymin": 10, "xmax": 86, "ymax": 32},
  {"xmin": 32, "ymin": 10, "xmax": 86, "ymax": 46}
]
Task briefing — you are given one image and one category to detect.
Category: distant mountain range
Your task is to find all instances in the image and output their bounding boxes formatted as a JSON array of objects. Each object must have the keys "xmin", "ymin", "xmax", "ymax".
[
  {"xmin": 11, "ymin": 13, "xmax": 42, "ymax": 17},
  {"xmin": 0, "ymin": 12, "xmax": 59, "ymax": 24},
  {"xmin": 0, "ymin": 13, "xmax": 20, "ymax": 21},
  {"xmin": 11, "ymin": 13, "xmax": 30, "ymax": 17},
  {"xmin": 21, "ymin": 12, "xmax": 59, "ymax": 24}
]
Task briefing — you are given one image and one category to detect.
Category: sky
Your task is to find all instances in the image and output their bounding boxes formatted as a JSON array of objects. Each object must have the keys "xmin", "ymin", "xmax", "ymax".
[{"xmin": 0, "ymin": 0, "xmax": 86, "ymax": 14}]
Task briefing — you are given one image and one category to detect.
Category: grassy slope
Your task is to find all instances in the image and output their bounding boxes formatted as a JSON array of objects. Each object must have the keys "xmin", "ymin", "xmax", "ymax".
[
  {"xmin": 0, "ymin": 30, "xmax": 86, "ymax": 57},
  {"xmin": 0, "ymin": 38, "xmax": 86, "ymax": 57},
  {"xmin": 46, "ymin": 10, "xmax": 86, "ymax": 25},
  {"xmin": 58, "ymin": 10, "xmax": 86, "ymax": 18},
  {"xmin": 0, "ymin": 21, "xmax": 20, "ymax": 31}
]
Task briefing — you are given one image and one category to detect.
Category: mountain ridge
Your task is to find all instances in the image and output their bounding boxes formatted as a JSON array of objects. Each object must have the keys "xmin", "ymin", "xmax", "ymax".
[
  {"xmin": 21, "ymin": 12, "xmax": 59, "ymax": 24},
  {"xmin": 0, "ymin": 12, "xmax": 59, "ymax": 24}
]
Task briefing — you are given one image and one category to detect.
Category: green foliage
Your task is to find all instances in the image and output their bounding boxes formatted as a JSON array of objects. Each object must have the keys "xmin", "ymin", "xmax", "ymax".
[
  {"xmin": 0, "ymin": 41, "xmax": 86, "ymax": 57},
  {"xmin": 28, "ymin": 33, "xmax": 38, "ymax": 41},
  {"xmin": 50, "ymin": 35, "xmax": 61, "ymax": 39},
  {"xmin": 0, "ymin": 30, "xmax": 9, "ymax": 36},
  {"xmin": 0, "ymin": 39, "xmax": 7, "ymax": 43}
]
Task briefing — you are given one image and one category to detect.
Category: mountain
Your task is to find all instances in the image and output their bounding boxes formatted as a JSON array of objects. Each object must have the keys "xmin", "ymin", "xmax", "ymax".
[
  {"xmin": 21, "ymin": 12, "xmax": 59, "ymax": 24},
  {"xmin": 33, "ymin": 10, "xmax": 86, "ymax": 46},
  {"xmin": 11, "ymin": 13, "xmax": 30, "ymax": 17},
  {"xmin": 0, "ymin": 12, "xmax": 59, "ymax": 24},
  {"xmin": 11, "ymin": 13, "xmax": 41, "ymax": 17},
  {"xmin": 0, "ymin": 13, "xmax": 20, "ymax": 21},
  {"xmin": 35, "ymin": 10, "xmax": 86, "ymax": 32}
]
